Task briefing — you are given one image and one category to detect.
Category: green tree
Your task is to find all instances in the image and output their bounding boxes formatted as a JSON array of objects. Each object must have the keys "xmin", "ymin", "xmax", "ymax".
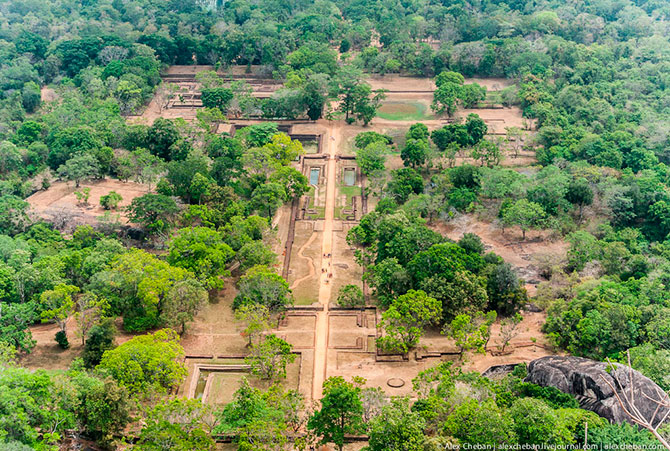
[
  {"xmin": 70, "ymin": 371, "xmax": 132, "ymax": 444},
  {"xmin": 335, "ymin": 70, "xmax": 386, "ymax": 125},
  {"xmin": 435, "ymin": 71, "xmax": 465, "ymax": 87},
  {"xmin": 377, "ymin": 290, "xmax": 442, "ymax": 353},
  {"xmin": 236, "ymin": 123, "xmax": 279, "ymax": 148},
  {"xmin": 21, "ymin": 81, "xmax": 42, "ymax": 113},
  {"xmin": 264, "ymin": 133, "xmax": 304, "ymax": 165},
  {"xmin": 246, "ymin": 334, "xmax": 296, "ymax": 381},
  {"xmin": 161, "ymin": 279, "xmax": 208, "ymax": 335},
  {"xmin": 459, "ymin": 83, "xmax": 487, "ymax": 108},
  {"xmin": 470, "ymin": 139, "xmax": 501, "ymax": 167},
  {"xmin": 646, "ymin": 312, "xmax": 670, "ymax": 349},
  {"xmin": 201, "ymin": 87, "xmax": 233, "ymax": 112},
  {"xmin": 367, "ymin": 257, "xmax": 411, "ymax": 307},
  {"xmin": 0, "ymin": 365, "xmax": 76, "ymax": 447},
  {"xmin": 354, "ymin": 131, "xmax": 393, "ymax": 149},
  {"xmin": 57, "ymin": 153, "xmax": 100, "ymax": 187},
  {"xmin": 356, "ymin": 141, "xmax": 388, "ymax": 176},
  {"xmin": 126, "ymin": 193, "xmax": 179, "ymax": 234},
  {"xmin": 401, "ymin": 138, "xmax": 429, "ymax": 169},
  {"xmin": 216, "ymin": 379, "xmax": 300, "ymax": 449},
  {"xmin": 0, "ymin": 195, "xmax": 30, "ymax": 235},
  {"xmin": 431, "ymin": 124, "xmax": 469, "ymax": 150},
  {"xmin": 40, "ymin": 283, "xmax": 79, "ymax": 348},
  {"xmin": 337, "ymin": 284, "xmax": 365, "ymax": 308},
  {"xmin": 74, "ymin": 187, "xmax": 92, "ymax": 206},
  {"xmin": 444, "ymin": 311, "xmax": 497, "ymax": 359},
  {"xmin": 510, "ymin": 398, "xmax": 572, "ymax": 445},
  {"xmin": 566, "ymin": 177, "xmax": 593, "ymax": 219},
  {"xmin": 486, "ymin": 262, "xmax": 527, "ymax": 316},
  {"xmin": 167, "ymin": 227, "xmax": 234, "ymax": 290},
  {"xmin": 0, "ymin": 302, "xmax": 36, "ymax": 353},
  {"xmin": 146, "ymin": 118, "xmax": 180, "ymax": 161},
  {"xmin": 502, "ymin": 199, "xmax": 546, "ymax": 240},
  {"xmin": 251, "ymin": 183, "xmax": 286, "ymax": 218},
  {"xmin": 136, "ymin": 399, "xmax": 216, "ymax": 451},
  {"xmin": 367, "ymin": 397, "xmax": 425, "ymax": 451},
  {"xmin": 269, "ymin": 166, "xmax": 310, "ymax": 200},
  {"xmin": 236, "ymin": 241, "xmax": 276, "ymax": 273},
  {"xmin": 444, "ymin": 398, "xmax": 516, "ymax": 446},
  {"xmin": 74, "ymin": 292, "xmax": 108, "ymax": 346},
  {"xmin": 406, "ymin": 123, "xmax": 429, "ymax": 141},
  {"xmin": 233, "ymin": 265, "xmax": 292, "ymax": 313},
  {"xmin": 97, "ymin": 328, "xmax": 187, "ymax": 395},
  {"xmin": 387, "ymin": 167, "xmax": 424, "ymax": 204},
  {"xmin": 627, "ymin": 344, "xmax": 670, "ymax": 392},
  {"xmin": 235, "ymin": 303, "xmax": 271, "ymax": 347},
  {"xmin": 82, "ymin": 319, "xmax": 116, "ymax": 369},
  {"xmin": 301, "ymin": 73, "xmax": 330, "ymax": 120},
  {"xmin": 308, "ymin": 377, "xmax": 366, "ymax": 451},
  {"xmin": 421, "ymin": 271, "xmax": 488, "ymax": 322},
  {"xmin": 91, "ymin": 249, "xmax": 206, "ymax": 332},
  {"xmin": 432, "ymin": 82, "xmax": 460, "ymax": 115},
  {"xmin": 466, "ymin": 113, "xmax": 488, "ymax": 145},
  {"xmin": 0, "ymin": 142, "xmax": 22, "ymax": 175},
  {"xmin": 189, "ymin": 173, "xmax": 213, "ymax": 204}
]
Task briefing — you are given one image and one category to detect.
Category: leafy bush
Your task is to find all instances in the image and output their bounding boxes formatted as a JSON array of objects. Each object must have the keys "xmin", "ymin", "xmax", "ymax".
[
  {"xmin": 55, "ymin": 330, "xmax": 69, "ymax": 349},
  {"xmin": 100, "ymin": 191, "xmax": 123, "ymax": 210}
]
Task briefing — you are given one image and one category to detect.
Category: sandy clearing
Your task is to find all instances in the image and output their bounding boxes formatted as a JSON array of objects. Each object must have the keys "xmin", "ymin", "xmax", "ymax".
[
  {"xmin": 26, "ymin": 179, "xmax": 151, "ymax": 229},
  {"xmin": 433, "ymin": 215, "xmax": 568, "ymax": 296}
]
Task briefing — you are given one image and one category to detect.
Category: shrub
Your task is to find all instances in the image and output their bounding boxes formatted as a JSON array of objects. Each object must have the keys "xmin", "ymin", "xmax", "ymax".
[
  {"xmin": 55, "ymin": 330, "xmax": 69, "ymax": 349},
  {"xmin": 100, "ymin": 191, "xmax": 123, "ymax": 210}
]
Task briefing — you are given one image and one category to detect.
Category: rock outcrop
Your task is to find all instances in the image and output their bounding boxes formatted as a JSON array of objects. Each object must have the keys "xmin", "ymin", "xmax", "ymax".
[{"xmin": 526, "ymin": 355, "xmax": 670, "ymax": 427}]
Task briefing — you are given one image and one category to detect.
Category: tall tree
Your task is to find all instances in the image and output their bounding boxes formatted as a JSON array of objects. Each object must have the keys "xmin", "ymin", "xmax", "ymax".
[
  {"xmin": 245, "ymin": 334, "xmax": 296, "ymax": 381},
  {"xmin": 377, "ymin": 290, "xmax": 442, "ymax": 353},
  {"xmin": 167, "ymin": 227, "xmax": 235, "ymax": 290},
  {"xmin": 57, "ymin": 153, "xmax": 100, "ymax": 187},
  {"xmin": 308, "ymin": 377, "xmax": 366, "ymax": 451},
  {"xmin": 502, "ymin": 199, "xmax": 546, "ymax": 240},
  {"xmin": 126, "ymin": 194, "xmax": 179, "ymax": 235},
  {"xmin": 233, "ymin": 265, "xmax": 292, "ymax": 313},
  {"xmin": 40, "ymin": 283, "xmax": 79, "ymax": 348},
  {"xmin": 97, "ymin": 328, "xmax": 187, "ymax": 395},
  {"xmin": 367, "ymin": 398, "xmax": 426, "ymax": 451}
]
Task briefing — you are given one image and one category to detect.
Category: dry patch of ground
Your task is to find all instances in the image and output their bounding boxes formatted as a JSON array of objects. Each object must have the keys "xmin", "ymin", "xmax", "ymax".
[
  {"xmin": 433, "ymin": 214, "xmax": 568, "ymax": 295},
  {"xmin": 20, "ymin": 318, "xmax": 136, "ymax": 371},
  {"xmin": 40, "ymin": 86, "xmax": 58, "ymax": 102},
  {"xmin": 26, "ymin": 178, "xmax": 151, "ymax": 229}
]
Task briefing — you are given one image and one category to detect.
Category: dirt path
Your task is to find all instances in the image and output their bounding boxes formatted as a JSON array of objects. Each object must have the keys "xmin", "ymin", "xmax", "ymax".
[
  {"xmin": 290, "ymin": 232, "xmax": 318, "ymax": 290},
  {"xmin": 311, "ymin": 121, "xmax": 340, "ymax": 399}
]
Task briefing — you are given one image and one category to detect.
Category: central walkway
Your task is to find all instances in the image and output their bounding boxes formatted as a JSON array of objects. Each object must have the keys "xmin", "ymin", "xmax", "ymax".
[{"xmin": 311, "ymin": 122, "xmax": 339, "ymax": 399}]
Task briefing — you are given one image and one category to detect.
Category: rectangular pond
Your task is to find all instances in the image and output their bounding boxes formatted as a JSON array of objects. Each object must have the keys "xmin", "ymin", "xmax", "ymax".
[
  {"xmin": 310, "ymin": 168, "xmax": 320, "ymax": 185},
  {"xmin": 343, "ymin": 168, "xmax": 356, "ymax": 186}
]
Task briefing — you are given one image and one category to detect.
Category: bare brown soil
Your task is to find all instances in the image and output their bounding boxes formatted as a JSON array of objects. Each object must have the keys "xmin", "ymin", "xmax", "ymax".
[
  {"xmin": 433, "ymin": 214, "xmax": 568, "ymax": 295},
  {"xmin": 21, "ymin": 318, "xmax": 136, "ymax": 370},
  {"xmin": 40, "ymin": 86, "xmax": 58, "ymax": 102},
  {"xmin": 26, "ymin": 179, "xmax": 150, "ymax": 229}
]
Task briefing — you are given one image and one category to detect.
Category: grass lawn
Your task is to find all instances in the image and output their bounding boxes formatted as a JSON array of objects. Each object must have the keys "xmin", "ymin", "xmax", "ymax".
[
  {"xmin": 339, "ymin": 185, "xmax": 361, "ymax": 199},
  {"xmin": 294, "ymin": 296, "xmax": 318, "ymax": 305},
  {"xmin": 377, "ymin": 101, "xmax": 434, "ymax": 121}
]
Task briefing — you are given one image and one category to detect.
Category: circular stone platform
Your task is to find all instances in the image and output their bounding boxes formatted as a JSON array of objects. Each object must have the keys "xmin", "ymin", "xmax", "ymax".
[{"xmin": 387, "ymin": 377, "xmax": 405, "ymax": 388}]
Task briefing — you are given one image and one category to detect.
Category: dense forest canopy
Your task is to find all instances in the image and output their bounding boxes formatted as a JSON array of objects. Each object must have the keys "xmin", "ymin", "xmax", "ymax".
[{"xmin": 2, "ymin": 0, "xmax": 670, "ymax": 449}]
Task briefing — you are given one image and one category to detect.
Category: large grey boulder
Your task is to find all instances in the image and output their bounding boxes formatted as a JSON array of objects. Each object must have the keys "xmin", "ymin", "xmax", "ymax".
[{"xmin": 526, "ymin": 355, "xmax": 670, "ymax": 427}]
